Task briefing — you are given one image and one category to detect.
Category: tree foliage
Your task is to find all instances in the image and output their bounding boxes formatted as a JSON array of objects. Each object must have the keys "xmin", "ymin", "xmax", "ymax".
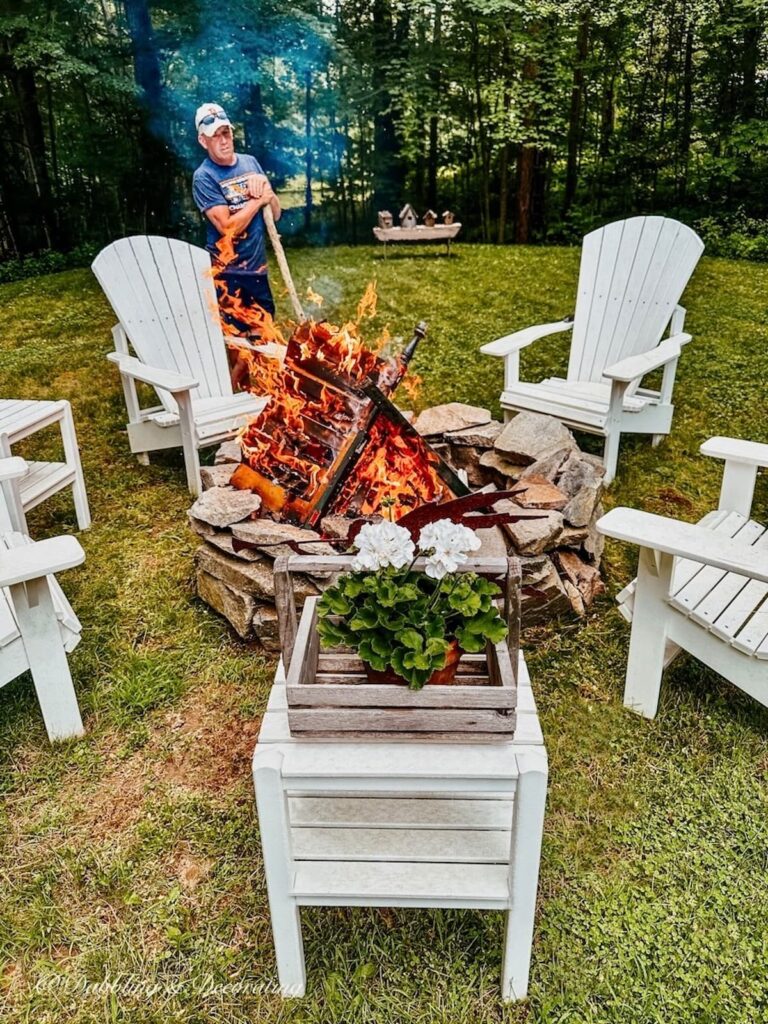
[{"xmin": 2, "ymin": 0, "xmax": 768, "ymax": 259}]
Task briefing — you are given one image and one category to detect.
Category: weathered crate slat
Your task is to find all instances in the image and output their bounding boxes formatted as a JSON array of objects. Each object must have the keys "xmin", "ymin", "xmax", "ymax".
[{"xmin": 276, "ymin": 555, "xmax": 520, "ymax": 741}]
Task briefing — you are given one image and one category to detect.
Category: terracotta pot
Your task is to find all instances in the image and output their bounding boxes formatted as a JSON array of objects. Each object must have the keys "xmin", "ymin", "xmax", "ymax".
[{"xmin": 363, "ymin": 638, "xmax": 463, "ymax": 686}]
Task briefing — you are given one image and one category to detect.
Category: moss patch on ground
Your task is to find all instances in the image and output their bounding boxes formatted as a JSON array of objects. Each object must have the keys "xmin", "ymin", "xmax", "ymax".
[{"xmin": 1, "ymin": 244, "xmax": 768, "ymax": 1023}]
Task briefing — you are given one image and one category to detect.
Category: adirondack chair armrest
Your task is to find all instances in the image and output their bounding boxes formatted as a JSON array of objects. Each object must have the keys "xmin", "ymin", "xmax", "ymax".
[
  {"xmin": 0, "ymin": 535, "xmax": 85, "ymax": 587},
  {"xmin": 0, "ymin": 457, "xmax": 28, "ymax": 482},
  {"xmin": 480, "ymin": 319, "xmax": 574, "ymax": 357},
  {"xmin": 603, "ymin": 333, "xmax": 691, "ymax": 383},
  {"xmin": 107, "ymin": 353, "xmax": 200, "ymax": 395},
  {"xmin": 597, "ymin": 507, "xmax": 768, "ymax": 584},
  {"xmin": 700, "ymin": 436, "xmax": 768, "ymax": 469}
]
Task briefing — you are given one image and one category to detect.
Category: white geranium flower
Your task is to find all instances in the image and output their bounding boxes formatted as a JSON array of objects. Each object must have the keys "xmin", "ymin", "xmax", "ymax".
[
  {"xmin": 351, "ymin": 520, "xmax": 415, "ymax": 571},
  {"xmin": 418, "ymin": 519, "xmax": 482, "ymax": 580}
]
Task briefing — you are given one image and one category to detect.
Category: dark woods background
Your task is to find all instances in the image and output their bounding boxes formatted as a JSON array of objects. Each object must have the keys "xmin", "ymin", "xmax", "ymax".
[{"xmin": 2, "ymin": 0, "xmax": 768, "ymax": 275}]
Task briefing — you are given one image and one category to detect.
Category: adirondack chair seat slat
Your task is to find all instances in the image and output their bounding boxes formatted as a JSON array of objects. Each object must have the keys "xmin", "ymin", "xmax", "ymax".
[
  {"xmin": 483, "ymin": 216, "xmax": 704, "ymax": 482},
  {"xmin": 600, "ymin": 436, "xmax": 768, "ymax": 717},
  {"xmin": 291, "ymin": 824, "xmax": 513, "ymax": 863},
  {"xmin": 288, "ymin": 795, "xmax": 515, "ymax": 830},
  {"xmin": 93, "ymin": 235, "xmax": 272, "ymax": 496},
  {"xmin": 292, "ymin": 860, "xmax": 511, "ymax": 907},
  {"xmin": 500, "ymin": 378, "xmax": 652, "ymax": 430},
  {"xmin": 146, "ymin": 392, "xmax": 266, "ymax": 430},
  {"xmin": 19, "ymin": 462, "xmax": 77, "ymax": 511}
]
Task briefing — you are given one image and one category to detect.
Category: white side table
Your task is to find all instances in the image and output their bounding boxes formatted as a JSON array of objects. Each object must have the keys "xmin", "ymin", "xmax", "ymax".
[
  {"xmin": 253, "ymin": 652, "xmax": 547, "ymax": 1002},
  {"xmin": 0, "ymin": 399, "xmax": 91, "ymax": 532}
]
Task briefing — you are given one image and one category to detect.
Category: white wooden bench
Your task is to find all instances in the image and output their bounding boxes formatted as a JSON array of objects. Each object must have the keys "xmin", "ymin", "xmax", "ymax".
[
  {"xmin": 0, "ymin": 457, "xmax": 85, "ymax": 741},
  {"xmin": 598, "ymin": 436, "xmax": 768, "ymax": 717},
  {"xmin": 0, "ymin": 399, "xmax": 91, "ymax": 532},
  {"xmin": 253, "ymin": 651, "xmax": 547, "ymax": 1001}
]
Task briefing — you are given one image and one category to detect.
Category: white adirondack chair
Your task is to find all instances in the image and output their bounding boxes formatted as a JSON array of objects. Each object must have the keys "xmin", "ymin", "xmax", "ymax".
[
  {"xmin": 0, "ymin": 457, "xmax": 85, "ymax": 741},
  {"xmin": 481, "ymin": 216, "xmax": 704, "ymax": 483},
  {"xmin": 597, "ymin": 437, "xmax": 768, "ymax": 719},
  {"xmin": 0, "ymin": 398, "xmax": 91, "ymax": 531},
  {"xmin": 92, "ymin": 236, "xmax": 268, "ymax": 496}
]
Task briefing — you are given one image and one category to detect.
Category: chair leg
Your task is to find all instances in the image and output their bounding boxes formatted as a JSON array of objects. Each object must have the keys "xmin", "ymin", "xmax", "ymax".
[
  {"xmin": 602, "ymin": 429, "xmax": 620, "ymax": 485},
  {"xmin": 60, "ymin": 402, "xmax": 91, "ymax": 530},
  {"xmin": 174, "ymin": 392, "xmax": 202, "ymax": 496},
  {"xmin": 136, "ymin": 452, "xmax": 150, "ymax": 466},
  {"xmin": 651, "ymin": 434, "xmax": 664, "ymax": 447},
  {"xmin": 253, "ymin": 750, "xmax": 306, "ymax": 997},
  {"xmin": 623, "ymin": 547, "xmax": 673, "ymax": 718},
  {"xmin": 502, "ymin": 752, "xmax": 548, "ymax": 1002},
  {"xmin": 10, "ymin": 576, "xmax": 84, "ymax": 742}
]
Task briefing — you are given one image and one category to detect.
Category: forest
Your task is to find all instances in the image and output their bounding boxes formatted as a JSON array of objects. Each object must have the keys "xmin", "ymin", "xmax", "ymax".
[{"xmin": 2, "ymin": 0, "xmax": 768, "ymax": 265}]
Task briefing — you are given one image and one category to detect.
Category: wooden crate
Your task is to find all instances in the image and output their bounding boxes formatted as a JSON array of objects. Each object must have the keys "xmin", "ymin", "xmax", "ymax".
[{"xmin": 274, "ymin": 555, "xmax": 520, "ymax": 741}]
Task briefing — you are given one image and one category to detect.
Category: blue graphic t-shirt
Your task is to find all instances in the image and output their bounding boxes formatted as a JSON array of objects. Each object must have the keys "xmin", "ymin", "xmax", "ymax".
[{"xmin": 192, "ymin": 153, "xmax": 267, "ymax": 271}]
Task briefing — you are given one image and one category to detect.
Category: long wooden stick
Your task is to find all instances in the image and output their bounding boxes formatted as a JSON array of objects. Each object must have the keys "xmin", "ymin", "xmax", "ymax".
[{"xmin": 263, "ymin": 205, "xmax": 306, "ymax": 322}]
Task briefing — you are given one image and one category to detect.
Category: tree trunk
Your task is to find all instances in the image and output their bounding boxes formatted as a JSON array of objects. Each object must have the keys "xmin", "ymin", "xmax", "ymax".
[
  {"xmin": 678, "ymin": 22, "xmax": 694, "ymax": 201},
  {"xmin": 1, "ymin": 50, "xmax": 57, "ymax": 249},
  {"xmin": 123, "ymin": 0, "xmax": 162, "ymax": 116},
  {"xmin": 515, "ymin": 44, "xmax": 539, "ymax": 245},
  {"xmin": 304, "ymin": 69, "xmax": 313, "ymax": 232},
  {"xmin": 371, "ymin": 0, "xmax": 406, "ymax": 212},
  {"xmin": 426, "ymin": 1, "xmax": 442, "ymax": 210},
  {"xmin": 563, "ymin": 10, "xmax": 590, "ymax": 217}
]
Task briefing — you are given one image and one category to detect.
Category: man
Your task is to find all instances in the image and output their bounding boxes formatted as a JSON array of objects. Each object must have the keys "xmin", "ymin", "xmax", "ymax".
[{"xmin": 192, "ymin": 102, "xmax": 281, "ymax": 323}]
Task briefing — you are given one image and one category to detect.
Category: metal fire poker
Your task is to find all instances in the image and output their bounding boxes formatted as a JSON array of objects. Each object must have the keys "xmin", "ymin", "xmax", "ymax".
[{"xmin": 263, "ymin": 205, "xmax": 306, "ymax": 322}]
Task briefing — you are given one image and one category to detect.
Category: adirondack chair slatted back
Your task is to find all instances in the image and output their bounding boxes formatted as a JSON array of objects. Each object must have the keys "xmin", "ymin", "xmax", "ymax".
[
  {"xmin": 92, "ymin": 236, "xmax": 232, "ymax": 411},
  {"xmin": 567, "ymin": 216, "xmax": 704, "ymax": 384}
]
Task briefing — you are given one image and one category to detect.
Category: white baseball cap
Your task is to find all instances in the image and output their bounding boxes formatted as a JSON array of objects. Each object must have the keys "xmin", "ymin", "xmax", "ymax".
[{"xmin": 195, "ymin": 102, "xmax": 232, "ymax": 137}]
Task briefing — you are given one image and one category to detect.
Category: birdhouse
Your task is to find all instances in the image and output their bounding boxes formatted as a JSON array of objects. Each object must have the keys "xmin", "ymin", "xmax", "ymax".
[
  {"xmin": 399, "ymin": 204, "xmax": 418, "ymax": 228},
  {"xmin": 422, "ymin": 210, "xmax": 437, "ymax": 227},
  {"xmin": 442, "ymin": 210, "xmax": 455, "ymax": 225},
  {"xmin": 378, "ymin": 210, "xmax": 394, "ymax": 229}
]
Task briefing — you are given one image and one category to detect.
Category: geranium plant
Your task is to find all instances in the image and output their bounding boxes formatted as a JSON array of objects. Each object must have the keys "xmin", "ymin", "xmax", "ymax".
[{"xmin": 316, "ymin": 519, "xmax": 508, "ymax": 689}]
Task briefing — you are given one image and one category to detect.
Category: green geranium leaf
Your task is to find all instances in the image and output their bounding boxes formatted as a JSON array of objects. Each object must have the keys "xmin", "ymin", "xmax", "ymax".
[
  {"xmin": 399, "ymin": 628, "xmax": 424, "ymax": 651},
  {"xmin": 349, "ymin": 606, "xmax": 378, "ymax": 630},
  {"xmin": 318, "ymin": 589, "xmax": 353, "ymax": 617},
  {"xmin": 370, "ymin": 633, "xmax": 391, "ymax": 657}
]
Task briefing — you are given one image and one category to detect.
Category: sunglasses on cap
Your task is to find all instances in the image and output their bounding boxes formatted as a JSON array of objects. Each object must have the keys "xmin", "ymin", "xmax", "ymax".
[{"xmin": 198, "ymin": 111, "xmax": 229, "ymax": 127}]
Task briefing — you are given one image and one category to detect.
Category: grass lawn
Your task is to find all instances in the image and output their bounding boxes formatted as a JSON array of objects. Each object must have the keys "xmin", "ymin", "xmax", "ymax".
[{"xmin": 1, "ymin": 243, "xmax": 768, "ymax": 1024}]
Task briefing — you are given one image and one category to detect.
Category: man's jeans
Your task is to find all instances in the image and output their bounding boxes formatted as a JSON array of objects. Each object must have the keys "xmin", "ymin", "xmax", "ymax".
[{"xmin": 216, "ymin": 268, "xmax": 276, "ymax": 336}]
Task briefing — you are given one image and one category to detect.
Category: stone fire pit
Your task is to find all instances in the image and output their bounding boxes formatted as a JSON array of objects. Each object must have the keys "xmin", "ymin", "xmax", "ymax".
[{"xmin": 188, "ymin": 408, "xmax": 606, "ymax": 647}]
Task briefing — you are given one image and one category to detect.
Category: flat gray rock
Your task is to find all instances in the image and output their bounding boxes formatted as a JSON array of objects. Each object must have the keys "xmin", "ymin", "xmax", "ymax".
[
  {"xmin": 196, "ymin": 569, "xmax": 255, "ymax": 639},
  {"xmin": 445, "ymin": 420, "xmax": 503, "ymax": 449},
  {"xmin": 557, "ymin": 452, "xmax": 605, "ymax": 499},
  {"xmin": 252, "ymin": 604, "xmax": 282, "ymax": 653},
  {"xmin": 196, "ymin": 544, "xmax": 320, "ymax": 602},
  {"xmin": 189, "ymin": 487, "xmax": 261, "ymax": 528},
  {"xmin": 188, "ymin": 514, "xmax": 263, "ymax": 561},
  {"xmin": 413, "ymin": 402, "xmax": 491, "ymax": 437},
  {"xmin": 201, "ymin": 464, "xmax": 237, "ymax": 489},
  {"xmin": 563, "ymin": 480, "xmax": 603, "ymax": 528},
  {"xmin": 518, "ymin": 554, "xmax": 571, "ymax": 623},
  {"xmin": 214, "ymin": 440, "xmax": 243, "ymax": 465},
  {"xmin": 495, "ymin": 412, "xmax": 576, "ymax": 464},
  {"xmin": 504, "ymin": 509, "xmax": 564, "ymax": 556},
  {"xmin": 519, "ymin": 447, "xmax": 573, "ymax": 482},
  {"xmin": 231, "ymin": 519, "xmax": 328, "ymax": 558},
  {"xmin": 320, "ymin": 515, "xmax": 354, "ymax": 542},
  {"xmin": 478, "ymin": 449, "xmax": 528, "ymax": 479}
]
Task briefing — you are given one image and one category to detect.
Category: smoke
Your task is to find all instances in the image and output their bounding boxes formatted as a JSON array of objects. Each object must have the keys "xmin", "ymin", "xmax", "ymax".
[{"xmin": 154, "ymin": 0, "xmax": 336, "ymax": 194}]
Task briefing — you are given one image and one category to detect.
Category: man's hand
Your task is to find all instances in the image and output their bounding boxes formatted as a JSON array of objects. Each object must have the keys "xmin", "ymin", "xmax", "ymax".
[{"xmin": 245, "ymin": 173, "xmax": 271, "ymax": 200}]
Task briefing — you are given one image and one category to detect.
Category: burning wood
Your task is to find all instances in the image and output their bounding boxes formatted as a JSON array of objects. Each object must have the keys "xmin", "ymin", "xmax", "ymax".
[{"xmin": 217, "ymin": 282, "xmax": 466, "ymax": 527}]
